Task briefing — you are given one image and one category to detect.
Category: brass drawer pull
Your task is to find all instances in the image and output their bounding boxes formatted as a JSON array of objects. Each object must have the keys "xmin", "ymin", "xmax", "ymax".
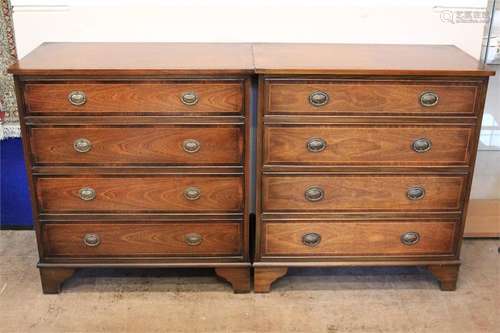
[
  {"xmin": 309, "ymin": 91, "xmax": 329, "ymax": 107},
  {"xmin": 68, "ymin": 91, "xmax": 87, "ymax": 106},
  {"xmin": 305, "ymin": 186, "xmax": 324, "ymax": 202},
  {"xmin": 79, "ymin": 187, "xmax": 96, "ymax": 201},
  {"xmin": 401, "ymin": 232, "xmax": 420, "ymax": 246},
  {"xmin": 181, "ymin": 92, "xmax": 199, "ymax": 106},
  {"xmin": 184, "ymin": 233, "xmax": 203, "ymax": 246},
  {"xmin": 307, "ymin": 138, "xmax": 327, "ymax": 153},
  {"xmin": 302, "ymin": 232, "xmax": 321, "ymax": 247},
  {"xmin": 184, "ymin": 187, "xmax": 201, "ymax": 201},
  {"xmin": 419, "ymin": 91, "xmax": 439, "ymax": 107},
  {"xmin": 412, "ymin": 138, "xmax": 432, "ymax": 153},
  {"xmin": 407, "ymin": 186, "xmax": 425, "ymax": 200},
  {"xmin": 73, "ymin": 138, "xmax": 92, "ymax": 153},
  {"xmin": 183, "ymin": 139, "xmax": 201, "ymax": 153},
  {"xmin": 83, "ymin": 233, "xmax": 101, "ymax": 247}
]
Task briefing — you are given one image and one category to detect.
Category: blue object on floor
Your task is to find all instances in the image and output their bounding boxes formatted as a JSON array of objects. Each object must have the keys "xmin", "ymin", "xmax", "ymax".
[{"xmin": 1, "ymin": 138, "xmax": 33, "ymax": 228}]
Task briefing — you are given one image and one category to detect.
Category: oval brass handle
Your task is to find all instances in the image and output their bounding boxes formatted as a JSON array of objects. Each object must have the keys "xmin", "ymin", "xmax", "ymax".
[
  {"xmin": 184, "ymin": 233, "xmax": 203, "ymax": 246},
  {"xmin": 309, "ymin": 91, "xmax": 329, "ymax": 107},
  {"xmin": 68, "ymin": 91, "xmax": 87, "ymax": 106},
  {"xmin": 420, "ymin": 91, "xmax": 439, "ymax": 107},
  {"xmin": 180, "ymin": 92, "xmax": 199, "ymax": 106},
  {"xmin": 412, "ymin": 138, "xmax": 432, "ymax": 153},
  {"xmin": 73, "ymin": 138, "xmax": 92, "ymax": 153},
  {"xmin": 183, "ymin": 139, "xmax": 201, "ymax": 153},
  {"xmin": 302, "ymin": 232, "xmax": 321, "ymax": 247},
  {"xmin": 305, "ymin": 186, "xmax": 324, "ymax": 202},
  {"xmin": 83, "ymin": 233, "xmax": 101, "ymax": 247},
  {"xmin": 307, "ymin": 138, "xmax": 327, "ymax": 153},
  {"xmin": 184, "ymin": 187, "xmax": 201, "ymax": 201},
  {"xmin": 401, "ymin": 232, "xmax": 420, "ymax": 246},
  {"xmin": 407, "ymin": 186, "xmax": 425, "ymax": 200},
  {"xmin": 79, "ymin": 187, "xmax": 96, "ymax": 201}
]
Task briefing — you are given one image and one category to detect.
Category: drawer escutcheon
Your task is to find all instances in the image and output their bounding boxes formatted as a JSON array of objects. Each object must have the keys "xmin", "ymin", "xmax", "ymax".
[
  {"xmin": 78, "ymin": 187, "xmax": 96, "ymax": 201},
  {"xmin": 68, "ymin": 91, "xmax": 87, "ymax": 106},
  {"xmin": 302, "ymin": 232, "xmax": 322, "ymax": 247},
  {"xmin": 304, "ymin": 186, "xmax": 325, "ymax": 202},
  {"xmin": 83, "ymin": 233, "xmax": 101, "ymax": 247},
  {"xmin": 306, "ymin": 137, "xmax": 327, "ymax": 153},
  {"xmin": 309, "ymin": 91, "xmax": 329, "ymax": 107},
  {"xmin": 401, "ymin": 232, "xmax": 420, "ymax": 246},
  {"xmin": 184, "ymin": 233, "xmax": 203, "ymax": 246},
  {"xmin": 73, "ymin": 138, "xmax": 92, "ymax": 153}
]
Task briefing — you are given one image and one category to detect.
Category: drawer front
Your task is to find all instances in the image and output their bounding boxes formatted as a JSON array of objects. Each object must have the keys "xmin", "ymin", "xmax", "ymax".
[
  {"xmin": 25, "ymin": 82, "xmax": 243, "ymax": 113},
  {"xmin": 44, "ymin": 223, "xmax": 241, "ymax": 257},
  {"xmin": 268, "ymin": 81, "xmax": 476, "ymax": 114},
  {"xmin": 264, "ymin": 125, "xmax": 472, "ymax": 166},
  {"xmin": 262, "ymin": 221, "xmax": 456, "ymax": 256},
  {"xmin": 31, "ymin": 126, "xmax": 243, "ymax": 165},
  {"xmin": 36, "ymin": 176, "xmax": 243, "ymax": 213},
  {"xmin": 262, "ymin": 175, "xmax": 465, "ymax": 212}
]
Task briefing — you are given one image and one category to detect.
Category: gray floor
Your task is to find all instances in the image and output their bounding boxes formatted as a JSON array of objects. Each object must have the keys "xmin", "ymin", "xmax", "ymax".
[{"xmin": 0, "ymin": 230, "xmax": 498, "ymax": 333}]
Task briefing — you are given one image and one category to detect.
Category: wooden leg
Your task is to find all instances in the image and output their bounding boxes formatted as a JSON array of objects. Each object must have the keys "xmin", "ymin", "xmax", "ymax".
[
  {"xmin": 39, "ymin": 267, "xmax": 77, "ymax": 294},
  {"xmin": 254, "ymin": 267, "xmax": 288, "ymax": 293},
  {"xmin": 427, "ymin": 264, "xmax": 460, "ymax": 291},
  {"xmin": 214, "ymin": 267, "xmax": 251, "ymax": 293}
]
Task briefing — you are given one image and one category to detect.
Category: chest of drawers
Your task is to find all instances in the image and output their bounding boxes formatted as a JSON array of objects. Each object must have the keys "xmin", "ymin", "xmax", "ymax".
[
  {"xmin": 9, "ymin": 43, "xmax": 254, "ymax": 293},
  {"xmin": 252, "ymin": 44, "xmax": 494, "ymax": 292},
  {"xmin": 10, "ymin": 42, "xmax": 493, "ymax": 294}
]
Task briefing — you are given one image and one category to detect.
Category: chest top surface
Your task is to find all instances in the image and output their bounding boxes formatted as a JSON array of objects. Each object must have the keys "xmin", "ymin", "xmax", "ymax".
[
  {"xmin": 252, "ymin": 43, "xmax": 494, "ymax": 76},
  {"xmin": 8, "ymin": 42, "xmax": 494, "ymax": 77},
  {"xmin": 8, "ymin": 42, "xmax": 255, "ymax": 76}
]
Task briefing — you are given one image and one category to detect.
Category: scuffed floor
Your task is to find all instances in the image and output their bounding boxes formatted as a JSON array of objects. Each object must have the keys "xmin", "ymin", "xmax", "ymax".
[{"xmin": 0, "ymin": 230, "xmax": 498, "ymax": 333}]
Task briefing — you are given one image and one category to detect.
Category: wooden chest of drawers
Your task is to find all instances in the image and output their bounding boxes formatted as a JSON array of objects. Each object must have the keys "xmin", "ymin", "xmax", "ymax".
[
  {"xmin": 252, "ymin": 44, "xmax": 494, "ymax": 292},
  {"xmin": 9, "ymin": 43, "xmax": 254, "ymax": 293},
  {"xmin": 10, "ymin": 42, "xmax": 494, "ymax": 293}
]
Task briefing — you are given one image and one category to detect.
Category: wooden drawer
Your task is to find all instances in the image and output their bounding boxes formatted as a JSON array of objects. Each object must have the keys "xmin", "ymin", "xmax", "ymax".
[
  {"xmin": 267, "ymin": 80, "xmax": 477, "ymax": 115},
  {"xmin": 264, "ymin": 125, "xmax": 473, "ymax": 166},
  {"xmin": 262, "ymin": 221, "xmax": 456, "ymax": 256},
  {"xmin": 36, "ymin": 176, "xmax": 243, "ymax": 213},
  {"xmin": 262, "ymin": 175, "xmax": 465, "ymax": 212},
  {"xmin": 24, "ymin": 82, "xmax": 243, "ymax": 114},
  {"xmin": 30, "ymin": 126, "xmax": 243, "ymax": 165},
  {"xmin": 43, "ymin": 222, "xmax": 241, "ymax": 257}
]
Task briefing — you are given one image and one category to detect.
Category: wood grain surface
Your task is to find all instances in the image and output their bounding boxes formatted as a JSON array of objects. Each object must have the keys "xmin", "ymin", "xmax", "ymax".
[
  {"xmin": 262, "ymin": 175, "xmax": 465, "ymax": 212},
  {"xmin": 31, "ymin": 126, "xmax": 243, "ymax": 165},
  {"xmin": 262, "ymin": 221, "xmax": 456, "ymax": 256},
  {"xmin": 25, "ymin": 82, "xmax": 243, "ymax": 113},
  {"xmin": 36, "ymin": 176, "xmax": 243, "ymax": 213},
  {"xmin": 264, "ymin": 125, "xmax": 472, "ymax": 166},
  {"xmin": 44, "ymin": 223, "xmax": 241, "ymax": 256},
  {"xmin": 267, "ymin": 81, "xmax": 477, "ymax": 114}
]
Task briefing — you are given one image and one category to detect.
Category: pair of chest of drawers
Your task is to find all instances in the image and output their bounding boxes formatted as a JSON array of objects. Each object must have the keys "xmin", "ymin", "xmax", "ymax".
[{"xmin": 10, "ymin": 43, "xmax": 493, "ymax": 293}]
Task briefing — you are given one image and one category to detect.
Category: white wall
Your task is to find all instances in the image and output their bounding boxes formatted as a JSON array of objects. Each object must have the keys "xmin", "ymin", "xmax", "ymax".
[
  {"xmin": 12, "ymin": 0, "xmax": 488, "ymax": 58},
  {"xmin": 10, "ymin": 0, "xmax": 499, "ymax": 199}
]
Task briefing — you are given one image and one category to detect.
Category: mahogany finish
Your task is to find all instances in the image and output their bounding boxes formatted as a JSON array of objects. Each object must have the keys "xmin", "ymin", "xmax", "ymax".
[
  {"xmin": 25, "ymin": 82, "xmax": 243, "ymax": 114},
  {"xmin": 262, "ymin": 175, "xmax": 465, "ymax": 212},
  {"xmin": 262, "ymin": 221, "xmax": 456, "ymax": 256},
  {"xmin": 9, "ymin": 43, "xmax": 494, "ymax": 293},
  {"xmin": 9, "ymin": 43, "xmax": 254, "ymax": 293},
  {"xmin": 43, "ymin": 223, "xmax": 241, "ymax": 257},
  {"xmin": 30, "ymin": 126, "xmax": 243, "ymax": 165},
  {"xmin": 268, "ymin": 81, "xmax": 477, "ymax": 115},
  {"xmin": 253, "ymin": 44, "xmax": 493, "ymax": 292},
  {"xmin": 264, "ymin": 125, "xmax": 473, "ymax": 166},
  {"xmin": 36, "ymin": 176, "xmax": 243, "ymax": 213}
]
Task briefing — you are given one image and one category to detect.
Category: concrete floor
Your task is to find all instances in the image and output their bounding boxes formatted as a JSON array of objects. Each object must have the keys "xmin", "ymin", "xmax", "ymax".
[{"xmin": 0, "ymin": 231, "xmax": 498, "ymax": 333}]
